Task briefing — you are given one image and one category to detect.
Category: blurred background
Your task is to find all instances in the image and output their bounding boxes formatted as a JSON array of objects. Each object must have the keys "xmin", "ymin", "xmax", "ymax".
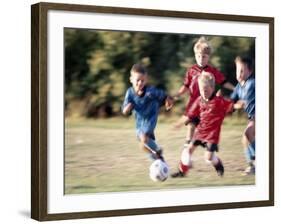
[{"xmin": 64, "ymin": 29, "xmax": 255, "ymax": 118}]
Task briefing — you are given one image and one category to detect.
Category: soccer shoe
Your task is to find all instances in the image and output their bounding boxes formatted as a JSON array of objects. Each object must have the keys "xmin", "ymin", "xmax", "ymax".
[
  {"xmin": 243, "ymin": 165, "xmax": 255, "ymax": 175},
  {"xmin": 156, "ymin": 148, "xmax": 165, "ymax": 161},
  {"xmin": 214, "ymin": 161, "xmax": 224, "ymax": 177},
  {"xmin": 171, "ymin": 170, "xmax": 185, "ymax": 178}
]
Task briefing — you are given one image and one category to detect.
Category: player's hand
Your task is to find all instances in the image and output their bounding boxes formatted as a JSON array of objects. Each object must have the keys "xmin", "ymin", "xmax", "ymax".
[
  {"xmin": 216, "ymin": 89, "xmax": 222, "ymax": 96},
  {"xmin": 165, "ymin": 96, "xmax": 174, "ymax": 111},
  {"xmin": 234, "ymin": 100, "xmax": 245, "ymax": 109},
  {"xmin": 172, "ymin": 115, "xmax": 189, "ymax": 130}
]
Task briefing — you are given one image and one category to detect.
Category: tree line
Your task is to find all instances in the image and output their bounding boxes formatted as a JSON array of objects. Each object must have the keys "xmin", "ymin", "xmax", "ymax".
[{"xmin": 64, "ymin": 28, "xmax": 255, "ymax": 118}]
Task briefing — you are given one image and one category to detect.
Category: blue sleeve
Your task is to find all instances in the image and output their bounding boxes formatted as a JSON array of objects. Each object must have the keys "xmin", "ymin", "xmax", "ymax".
[
  {"xmin": 122, "ymin": 88, "xmax": 133, "ymax": 111},
  {"xmin": 230, "ymin": 85, "xmax": 239, "ymax": 102},
  {"xmin": 244, "ymin": 80, "xmax": 255, "ymax": 102},
  {"xmin": 153, "ymin": 88, "xmax": 167, "ymax": 105}
]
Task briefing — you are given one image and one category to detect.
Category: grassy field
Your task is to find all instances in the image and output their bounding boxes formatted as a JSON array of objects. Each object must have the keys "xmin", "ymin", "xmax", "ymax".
[{"xmin": 65, "ymin": 116, "xmax": 255, "ymax": 194}]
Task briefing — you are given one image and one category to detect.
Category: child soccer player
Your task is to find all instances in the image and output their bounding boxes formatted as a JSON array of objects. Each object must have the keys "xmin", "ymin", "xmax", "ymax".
[
  {"xmin": 173, "ymin": 37, "xmax": 234, "ymax": 146},
  {"xmin": 122, "ymin": 64, "xmax": 174, "ymax": 160},
  {"xmin": 171, "ymin": 72, "xmax": 233, "ymax": 177},
  {"xmin": 231, "ymin": 56, "xmax": 255, "ymax": 175}
]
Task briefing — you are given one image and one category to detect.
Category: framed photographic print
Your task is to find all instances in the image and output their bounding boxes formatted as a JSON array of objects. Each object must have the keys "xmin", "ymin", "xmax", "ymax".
[{"xmin": 31, "ymin": 2, "xmax": 274, "ymax": 221}]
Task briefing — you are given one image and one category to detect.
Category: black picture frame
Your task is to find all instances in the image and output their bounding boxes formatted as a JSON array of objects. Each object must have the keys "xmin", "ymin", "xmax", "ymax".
[{"xmin": 31, "ymin": 2, "xmax": 274, "ymax": 221}]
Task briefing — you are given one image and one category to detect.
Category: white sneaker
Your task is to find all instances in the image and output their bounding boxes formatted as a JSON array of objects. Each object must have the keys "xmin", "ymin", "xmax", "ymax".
[{"xmin": 243, "ymin": 165, "xmax": 255, "ymax": 175}]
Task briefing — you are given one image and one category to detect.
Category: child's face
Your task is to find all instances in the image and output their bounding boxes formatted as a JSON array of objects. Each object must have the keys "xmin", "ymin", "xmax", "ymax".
[
  {"xmin": 195, "ymin": 52, "xmax": 210, "ymax": 67},
  {"xmin": 199, "ymin": 82, "xmax": 214, "ymax": 101},
  {"xmin": 130, "ymin": 71, "xmax": 148, "ymax": 93},
  {"xmin": 236, "ymin": 61, "xmax": 252, "ymax": 84}
]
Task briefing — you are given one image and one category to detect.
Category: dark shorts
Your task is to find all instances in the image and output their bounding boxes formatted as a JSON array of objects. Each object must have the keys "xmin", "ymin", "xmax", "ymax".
[
  {"xmin": 191, "ymin": 140, "xmax": 219, "ymax": 152},
  {"xmin": 190, "ymin": 117, "xmax": 200, "ymax": 126}
]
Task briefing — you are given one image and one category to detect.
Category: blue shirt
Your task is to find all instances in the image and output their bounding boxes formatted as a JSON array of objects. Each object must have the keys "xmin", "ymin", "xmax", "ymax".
[
  {"xmin": 230, "ymin": 76, "xmax": 255, "ymax": 119},
  {"xmin": 122, "ymin": 86, "xmax": 167, "ymax": 138}
]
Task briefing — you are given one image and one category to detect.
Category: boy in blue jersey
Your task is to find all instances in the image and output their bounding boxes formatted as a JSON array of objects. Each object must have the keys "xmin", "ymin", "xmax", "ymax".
[
  {"xmin": 231, "ymin": 56, "xmax": 255, "ymax": 175},
  {"xmin": 122, "ymin": 64, "xmax": 174, "ymax": 160}
]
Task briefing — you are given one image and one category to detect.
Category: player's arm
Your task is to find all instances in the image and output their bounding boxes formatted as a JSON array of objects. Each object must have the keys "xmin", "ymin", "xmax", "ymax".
[
  {"xmin": 173, "ymin": 85, "xmax": 188, "ymax": 100},
  {"xmin": 122, "ymin": 89, "xmax": 134, "ymax": 115},
  {"xmin": 154, "ymin": 88, "xmax": 174, "ymax": 110},
  {"xmin": 173, "ymin": 70, "xmax": 190, "ymax": 100},
  {"xmin": 222, "ymin": 81, "xmax": 235, "ymax": 91},
  {"xmin": 233, "ymin": 100, "xmax": 245, "ymax": 110},
  {"xmin": 122, "ymin": 103, "xmax": 134, "ymax": 115},
  {"xmin": 173, "ymin": 97, "xmax": 200, "ymax": 130},
  {"xmin": 223, "ymin": 98, "xmax": 235, "ymax": 115},
  {"xmin": 172, "ymin": 115, "xmax": 190, "ymax": 130},
  {"xmin": 230, "ymin": 84, "xmax": 239, "ymax": 103},
  {"xmin": 214, "ymin": 69, "xmax": 235, "ymax": 94}
]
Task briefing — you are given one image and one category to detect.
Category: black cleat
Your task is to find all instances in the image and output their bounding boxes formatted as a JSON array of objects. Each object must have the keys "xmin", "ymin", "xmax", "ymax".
[
  {"xmin": 215, "ymin": 161, "xmax": 224, "ymax": 177},
  {"xmin": 156, "ymin": 149, "xmax": 165, "ymax": 161},
  {"xmin": 171, "ymin": 171, "xmax": 185, "ymax": 178}
]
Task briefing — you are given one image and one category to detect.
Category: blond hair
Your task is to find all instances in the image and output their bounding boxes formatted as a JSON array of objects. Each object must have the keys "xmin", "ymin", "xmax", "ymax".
[
  {"xmin": 198, "ymin": 71, "xmax": 215, "ymax": 88},
  {"xmin": 193, "ymin": 36, "xmax": 212, "ymax": 55}
]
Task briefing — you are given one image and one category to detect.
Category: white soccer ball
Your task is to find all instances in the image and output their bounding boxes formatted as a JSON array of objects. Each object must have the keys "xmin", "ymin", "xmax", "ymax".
[{"xmin": 149, "ymin": 159, "xmax": 169, "ymax": 182}]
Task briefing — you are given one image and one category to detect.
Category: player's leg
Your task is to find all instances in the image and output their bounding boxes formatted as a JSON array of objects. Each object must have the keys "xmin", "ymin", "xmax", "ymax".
[
  {"xmin": 242, "ymin": 120, "xmax": 255, "ymax": 175},
  {"xmin": 171, "ymin": 143, "xmax": 196, "ymax": 178},
  {"xmin": 204, "ymin": 144, "xmax": 224, "ymax": 176},
  {"xmin": 242, "ymin": 135, "xmax": 251, "ymax": 162},
  {"xmin": 245, "ymin": 120, "xmax": 255, "ymax": 159},
  {"xmin": 138, "ymin": 133, "xmax": 163, "ymax": 160},
  {"xmin": 185, "ymin": 122, "xmax": 195, "ymax": 144}
]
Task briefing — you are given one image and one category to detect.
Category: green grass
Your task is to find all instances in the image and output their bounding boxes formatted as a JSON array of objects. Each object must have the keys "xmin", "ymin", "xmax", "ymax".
[{"xmin": 64, "ymin": 117, "xmax": 254, "ymax": 194}]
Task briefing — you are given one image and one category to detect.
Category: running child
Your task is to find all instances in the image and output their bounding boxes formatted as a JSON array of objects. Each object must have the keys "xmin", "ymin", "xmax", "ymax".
[
  {"xmin": 173, "ymin": 36, "xmax": 234, "ymax": 146},
  {"xmin": 171, "ymin": 72, "xmax": 233, "ymax": 177},
  {"xmin": 231, "ymin": 56, "xmax": 255, "ymax": 175},
  {"xmin": 122, "ymin": 64, "xmax": 174, "ymax": 160}
]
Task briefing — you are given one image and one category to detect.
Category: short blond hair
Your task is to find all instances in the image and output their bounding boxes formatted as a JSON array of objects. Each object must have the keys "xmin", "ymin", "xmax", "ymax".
[
  {"xmin": 193, "ymin": 36, "xmax": 212, "ymax": 55},
  {"xmin": 198, "ymin": 71, "xmax": 215, "ymax": 88}
]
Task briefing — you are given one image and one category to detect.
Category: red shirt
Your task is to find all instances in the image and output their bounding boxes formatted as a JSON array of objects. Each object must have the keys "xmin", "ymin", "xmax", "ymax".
[
  {"xmin": 183, "ymin": 64, "xmax": 226, "ymax": 113},
  {"xmin": 187, "ymin": 96, "xmax": 233, "ymax": 144}
]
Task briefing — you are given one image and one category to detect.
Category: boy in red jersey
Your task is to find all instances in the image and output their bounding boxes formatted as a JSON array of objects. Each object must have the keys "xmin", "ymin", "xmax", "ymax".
[
  {"xmin": 173, "ymin": 37, "xmax": 234, "ymax": 145},
  {"xmin": 171, "ymin": 72, "xmax": 233, "ymax": 177}
]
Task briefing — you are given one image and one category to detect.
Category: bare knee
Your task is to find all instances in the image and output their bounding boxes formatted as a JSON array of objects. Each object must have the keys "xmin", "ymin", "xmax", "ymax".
[
  {"xmin": 186, "ymin": 123, "xmax": 195, "ymax": 140},
  {"xmin": 139, "ymin": 134, "xmax": 148, "ymax": 144},
  {"xmin": 187, "ymin": 123, "xmax": 195, "ymax": 132},
  {"xmin": 204, "ymin": 151, "xmax": 213, "ymax": 164}
]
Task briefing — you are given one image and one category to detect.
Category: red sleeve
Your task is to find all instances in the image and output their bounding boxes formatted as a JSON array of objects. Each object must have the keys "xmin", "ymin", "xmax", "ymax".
[
  {"xmin": 223, "ymin": 98, "xmax": 234, "ymax": 114},
  {"xmin": 183, "ymin": 69, "xmax": 191, "ymax": 87},
  {"xmin": 212, "ymin": 67, "xmax": 226, "ymax": 85},
  {"xmin": 187, "ymin": 96, "xmax": 201, "ymax": 118}
]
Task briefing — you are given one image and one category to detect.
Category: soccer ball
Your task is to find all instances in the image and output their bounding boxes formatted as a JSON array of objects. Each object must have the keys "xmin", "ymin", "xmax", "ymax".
[{"xmin": 149, "ymin": 159, "xmax": 169, "ymax": 182}]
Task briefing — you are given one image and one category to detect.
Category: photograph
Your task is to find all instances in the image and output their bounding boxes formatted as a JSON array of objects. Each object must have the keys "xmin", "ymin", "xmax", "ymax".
[
  {"xmin": 31, "ymin": 2, "xmax": 274, "ymax": 221},
  {"xmin": 64, "ymin": 29, "xmax": 256, "ymax": 194}
]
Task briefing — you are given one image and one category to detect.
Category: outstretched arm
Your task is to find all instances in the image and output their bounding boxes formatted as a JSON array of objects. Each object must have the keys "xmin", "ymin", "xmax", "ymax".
[
  {"xmin": 233, "ymin": 100, "xmax": 245, "ymax": 110},
  {"xmin": 173, "ymin": 85, "xmax": 188, "ymax": 100},
  {"xmin": 172, "ymin": 115, "xmax": 190, "ymax": 130},
  {"xmin": 223, "ymin": 81, "xmax": 235, "ymax": 91}
]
